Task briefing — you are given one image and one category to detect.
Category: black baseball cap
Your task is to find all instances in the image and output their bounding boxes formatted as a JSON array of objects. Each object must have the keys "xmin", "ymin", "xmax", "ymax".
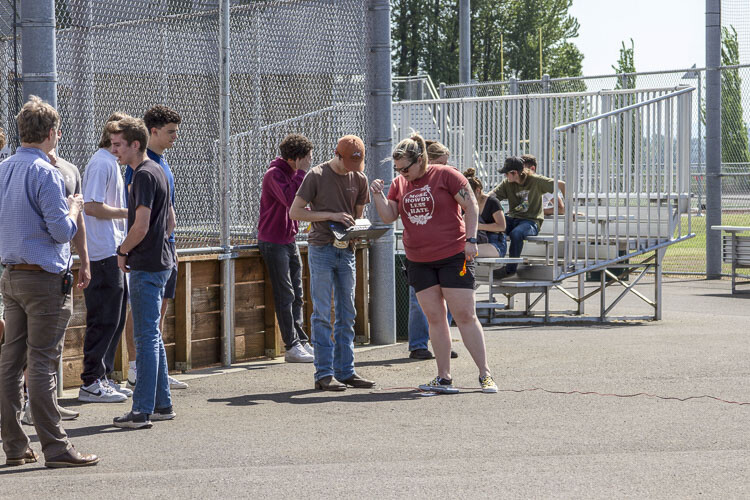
[{"xmin": 499, "ymin": 156, "xmax": 524, "ymax": 174}]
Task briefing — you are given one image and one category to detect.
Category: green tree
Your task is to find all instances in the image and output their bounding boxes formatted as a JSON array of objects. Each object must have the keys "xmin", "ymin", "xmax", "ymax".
[
  {"xmin": 391, "ymin": 0, "xmax": 585, "ymax": 85},
  {"xmin": 720, "ymin": 25, "xmax": 750, "ymax": 165},
  {"xmin": 612, "ymin": 39, "xmax": 636, "ymax": 89}
]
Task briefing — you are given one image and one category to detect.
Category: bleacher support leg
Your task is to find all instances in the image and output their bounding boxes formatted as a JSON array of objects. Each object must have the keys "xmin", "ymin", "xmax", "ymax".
[
  {"xmin": 577, "ymin": 274, "xmax": 585, "ymax": 315},
  {"xmin": 600, "ymin": 268, "xmax": 607, "ymax": 322},
  {"xmin": 655, "ymin": 248, "xmax": 664, "ymax": 320}
]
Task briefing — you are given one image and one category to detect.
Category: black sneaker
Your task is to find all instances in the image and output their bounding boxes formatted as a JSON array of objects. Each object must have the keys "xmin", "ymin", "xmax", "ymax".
[
  {"xmin": 409, "ymin": 348, "xmax": 434, "ymax": 360},
  {"xmin": 151, "ymin": 406, "xmax": 176, "ymax": 421},
  {"xmin": 450, "ymin": 350, "xmax": 459, "ymax": 359},
  {"xmin": 113, "ymin": 411, "xmax": 152, "ymax": 429},
  {"xmin": 492, "ymin": 268, "xmax": 516, "ymax": 281},
  {"xmin": 419, "ymin": 376, "xmax": 459, "ymax": 394}
]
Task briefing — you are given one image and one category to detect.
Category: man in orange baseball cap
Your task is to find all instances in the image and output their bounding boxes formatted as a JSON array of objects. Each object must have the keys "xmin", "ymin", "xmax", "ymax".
[
  {"xmin": 335, "ymin": 135, "xmax": 365, "ymax": 172},
  {"xmin": 288, "ymin": 134, "xmax": 374, "ymax": 391}
]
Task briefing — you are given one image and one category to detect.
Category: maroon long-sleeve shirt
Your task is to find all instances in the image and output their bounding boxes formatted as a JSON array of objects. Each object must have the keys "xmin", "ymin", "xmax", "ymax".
[{"xmin": 257, "ymin": 157, "xmax": 306, "ymax": 244}]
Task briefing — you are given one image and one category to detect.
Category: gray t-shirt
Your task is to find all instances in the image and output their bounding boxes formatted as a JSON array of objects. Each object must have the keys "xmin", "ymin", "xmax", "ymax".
[{"xmin": 55, "ymin": 156, "xmax": 81, "ymax": 197}]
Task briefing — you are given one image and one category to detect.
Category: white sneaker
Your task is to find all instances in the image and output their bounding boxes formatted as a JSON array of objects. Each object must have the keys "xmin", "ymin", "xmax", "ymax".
[
  {"xmin": 285, "ymin": 343, "xmax": 314, "ymax": 363},
  {"xmin": 104, "ymin": 378, "xmax": 133, "ymax": 398},
  {"xmin": 21, "ymin": 401, "xmax": 79, "ymax": 425},
  {"xmin": 303, "ymin": 342, "xmax": 315, "ymax": 356},
  {"xmin": 21, "ymin": 400, "xmax": 33, "ymax": 425},
  {"xmin": 168, "ymin": 375, "xmax": 189, "ymax": 390},
  {"xmin": 78, "ymin": 379, "xmax": 127, "ymax": 403},
  {"xmin": 127, "ymin": 365, "xmax": 137, "ymax": 388}
]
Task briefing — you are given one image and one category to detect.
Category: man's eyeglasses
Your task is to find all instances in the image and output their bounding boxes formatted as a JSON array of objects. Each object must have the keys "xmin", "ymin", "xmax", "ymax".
[{"xmin": 394, "ymin": 155, "xmax": 420, "ymax": 174}]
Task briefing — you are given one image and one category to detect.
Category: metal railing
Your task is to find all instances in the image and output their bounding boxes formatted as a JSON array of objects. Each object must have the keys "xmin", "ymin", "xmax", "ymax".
[
  {"xmin": 550, "ymin": 87, "xmax": 695, "ymax": 280},
  {"xmin": 392, "ymin": 86, "xmax": 687, "ymax": 189}
]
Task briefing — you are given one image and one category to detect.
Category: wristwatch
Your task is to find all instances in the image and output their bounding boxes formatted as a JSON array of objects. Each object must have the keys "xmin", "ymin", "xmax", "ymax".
[
  {"xmin": 466, "ymin": 237, "xmax": 478, "ymax": 244},
  {"xmin": 116, "ymin": 245, "xmax": 128, "ymax": 257}
]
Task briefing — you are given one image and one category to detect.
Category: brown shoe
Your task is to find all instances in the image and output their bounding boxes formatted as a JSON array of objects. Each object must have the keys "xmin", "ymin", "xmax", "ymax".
[
  {"xmin": 338, "ymin": 374, "xmax": 375, "ymax": 388},
  {"xmin": 45, "ymin": 447, "xmax": 99, "ymax": 468},
  {"xmin": 6, "ymin": 448, "xmax": 39, "ymax": 466},
  {"xmin": 314, "ymin": 376, "xmax": 346, "ymax": 391}
]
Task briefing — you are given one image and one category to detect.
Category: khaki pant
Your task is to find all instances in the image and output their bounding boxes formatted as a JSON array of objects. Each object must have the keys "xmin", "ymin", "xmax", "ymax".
[{"xmin": 0, "ymin": 269, "xmax": 72, "ymax": 459}]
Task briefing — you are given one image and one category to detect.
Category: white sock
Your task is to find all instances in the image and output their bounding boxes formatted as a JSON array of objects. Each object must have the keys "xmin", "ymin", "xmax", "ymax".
[{"xmin": 129, "ymin": 361, "xmax": 136, "ymax": 371}]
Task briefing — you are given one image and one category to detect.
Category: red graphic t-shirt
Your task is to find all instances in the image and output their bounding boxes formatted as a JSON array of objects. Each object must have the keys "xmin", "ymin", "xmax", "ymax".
[{"xmin": 388, "ymin": 164, "xmax": 468, "ymax": 262}]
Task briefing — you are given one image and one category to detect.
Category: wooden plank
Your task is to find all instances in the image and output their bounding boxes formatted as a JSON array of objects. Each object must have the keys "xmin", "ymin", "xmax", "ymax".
[
  {"xmin": 162, "ymin": 314, "xmax": 176, "ymax": 345},
  {"xmin": 63, "ymin": 326, "xmax": 86, "ymax": 358},
  {"xmin": 235, "ymin": 282, "xmax": 264, "ymax": 309},
  {"xmin": 175, "ymin": 261, "xmax": 192, "ymax": 371},
  {"xmin": 192, "ymin": 311, "xmax": 221, "ymax": 341},
  {"xmin": 235, "ymin": 255, "xmax": 265, "ymax": 283},
  {"xmin": 263, "ymin": 268, "xmax": 283, "ymax": 358},
  {"xmin": 354, "ymin": 247, "xmax": 370, "ymax": 344},
  {"xmin": 191, "ymin": 260, "xmax": 220, "ymax": 287},
  {"xmin": 62, "ymin": 356, "xmax": 84, "ymax": 389},
  {"xmin": 234, "ymin": 332, "xmax": 265, "ymax": 360},
  {"xmin": 191, "ymin": 284, "xmax": 221, "ymax": 314},
  {"xmin": 235, "ymin": 308, "xmax": 265, "ymax": 336},
  {"xmin": 190, "ymin": 337, "xmax": 221, "ymax": 367}
]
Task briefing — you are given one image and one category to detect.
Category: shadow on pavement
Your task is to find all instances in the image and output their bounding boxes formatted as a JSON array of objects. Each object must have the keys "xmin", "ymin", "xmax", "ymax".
[{"xmin": 207, "ymin": 388, "xmax": 424, "ymax": 406}]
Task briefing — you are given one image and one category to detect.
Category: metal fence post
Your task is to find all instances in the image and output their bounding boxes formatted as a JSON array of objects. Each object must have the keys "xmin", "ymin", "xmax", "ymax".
[
  {"xmin": 509, "ymin": 77, "xmax": 518, "ymax": 95},
  {"xmin": 459, "ymin": 0, "xmax": 470, "ymax": 84},
  {"xmin": 706, "ymin": 0, "xmax": 722, "ymax": 278},
  {"xmin": 366, "ymin": 0, "xmax": 395, "ymax": 345},
  {"xmin": 542, "ymin": 73, "xmax": 550, "ymax": 93},
  {"xmin": 21, "ymin": 0, "xmax": 64, "ymax": 396},
  {"xmin": 219, "ymin": 0, "xmax": 234, "ymax": 365}
]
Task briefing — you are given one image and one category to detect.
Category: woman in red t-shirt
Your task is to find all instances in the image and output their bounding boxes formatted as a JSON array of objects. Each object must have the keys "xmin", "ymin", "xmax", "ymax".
[{"xmin": 370, "ymin": 134, "xmax": 497, "ymax": 394}]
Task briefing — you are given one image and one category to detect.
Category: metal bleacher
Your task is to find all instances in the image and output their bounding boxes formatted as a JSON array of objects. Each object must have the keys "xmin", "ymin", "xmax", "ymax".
[{"xmin": 392, "ymin": 86, "xmax": 696, "ymax": 322}]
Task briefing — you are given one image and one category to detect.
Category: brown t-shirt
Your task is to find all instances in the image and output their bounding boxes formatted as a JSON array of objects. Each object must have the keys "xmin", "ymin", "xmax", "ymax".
[{"xmin": 295, "ymin": 161, "xmax": 370, "ymax": 246}]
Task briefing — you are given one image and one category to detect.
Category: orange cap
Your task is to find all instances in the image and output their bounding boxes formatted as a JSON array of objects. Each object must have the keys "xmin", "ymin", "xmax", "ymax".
[{"xmin": 335, "ymin": 135, "xmax": 365, "ymax": 172}]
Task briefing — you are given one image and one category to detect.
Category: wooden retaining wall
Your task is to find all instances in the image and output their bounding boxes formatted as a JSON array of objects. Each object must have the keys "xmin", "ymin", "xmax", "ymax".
[{"xmin": 61, "ymin": 245, "xmax": 370, "ymax": 388}]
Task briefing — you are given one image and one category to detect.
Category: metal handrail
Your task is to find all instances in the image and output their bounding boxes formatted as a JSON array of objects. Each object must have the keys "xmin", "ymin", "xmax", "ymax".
[{"xmin": 554, "ymin": 87, "xmax": 694, "ymax": 132}]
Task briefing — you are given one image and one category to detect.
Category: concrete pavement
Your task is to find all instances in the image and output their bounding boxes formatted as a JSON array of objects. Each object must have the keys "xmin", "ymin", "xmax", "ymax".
[{"xmin": 1, "ymin": 278, "xmax": 748, "ymax": 499}]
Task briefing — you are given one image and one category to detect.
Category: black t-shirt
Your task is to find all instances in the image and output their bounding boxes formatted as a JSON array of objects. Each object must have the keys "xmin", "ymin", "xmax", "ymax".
[
  {"xmin": 127, "ymin": 159, "xmax": 175, "ymax": 271},
  {"xmin": 478, "ymin": 194, "xmax": 503, "ymax": 243}
]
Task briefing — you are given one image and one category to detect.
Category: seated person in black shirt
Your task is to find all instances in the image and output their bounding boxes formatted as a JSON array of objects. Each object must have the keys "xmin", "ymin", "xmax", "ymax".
[{"xmin": 463, "ymin": 168, "xmax": 506, "ymax": 258}]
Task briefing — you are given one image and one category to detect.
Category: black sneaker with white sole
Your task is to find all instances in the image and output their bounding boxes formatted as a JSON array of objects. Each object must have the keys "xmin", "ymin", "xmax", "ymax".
[
  {"xmin": 150, "ymin": 406, "xmax": 176, "ymax": 421},
  {"xmin": 113, "ymin": 411, "xmax": 152, "ymax": 429}
]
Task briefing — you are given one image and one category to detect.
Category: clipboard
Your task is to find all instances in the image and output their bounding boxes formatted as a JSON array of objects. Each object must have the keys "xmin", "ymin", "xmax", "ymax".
[{"xmin": 329, "ymin": 218, "xmax": 389, "ymax": 241}]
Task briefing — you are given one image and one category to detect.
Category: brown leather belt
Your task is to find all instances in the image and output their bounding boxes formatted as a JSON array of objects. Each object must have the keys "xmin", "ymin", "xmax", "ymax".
[{"xmin": 6, "ymin": 264, "xmax": 45, "ymax": 272}]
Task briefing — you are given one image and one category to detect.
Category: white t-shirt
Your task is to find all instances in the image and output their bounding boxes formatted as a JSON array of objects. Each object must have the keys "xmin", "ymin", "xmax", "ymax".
[{"xmin": 82, "ymin": 148, "xmax": 127, "ymax": 261}]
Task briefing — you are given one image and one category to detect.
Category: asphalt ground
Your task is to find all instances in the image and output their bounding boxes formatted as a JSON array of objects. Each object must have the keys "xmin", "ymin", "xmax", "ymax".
[{"xmin": 1, "ymin": 277, "xmax": 748, "ymax": 499}]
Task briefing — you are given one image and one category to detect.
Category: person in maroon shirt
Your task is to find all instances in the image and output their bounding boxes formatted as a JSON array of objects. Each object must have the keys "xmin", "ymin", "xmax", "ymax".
[
  {"xmin": 370, "ymin": 133, "xmax": 498, "ymax": 394},
  {"xmin": 257, "ymin": 134, "xmax": 314, "ymax": 363}
]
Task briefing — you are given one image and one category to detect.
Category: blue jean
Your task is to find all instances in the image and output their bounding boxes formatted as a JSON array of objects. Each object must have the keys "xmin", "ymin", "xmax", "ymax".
[
  {"xmin": 129, "ymin": 269, "xmax": 172, "ymax": 415},
  {"xmin": 407, "ymin": 285, "xmax": 453, "ymax": 352},
  {"xmin": 307, "ymin": 244, "xmax": 356, "ymax": 381},
  {"xmin": 505, "ymin": 216, "xmax": 539, "ymax": 273}
]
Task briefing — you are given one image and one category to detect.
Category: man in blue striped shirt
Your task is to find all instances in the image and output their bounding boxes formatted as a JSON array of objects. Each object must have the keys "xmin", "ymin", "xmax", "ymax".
[{"xmin": 0, "ymin": 96, "xmax": 99, "ymax": 468}]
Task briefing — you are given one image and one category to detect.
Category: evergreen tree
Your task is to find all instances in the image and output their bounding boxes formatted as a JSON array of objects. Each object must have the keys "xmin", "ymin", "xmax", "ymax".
[
  {"xmin": 612, "ymin": 39, "xmax": 636, "ymax": 90},
  {"xmin": 720, "ymin": 25, "xmax": 750, "ymax": 165}
]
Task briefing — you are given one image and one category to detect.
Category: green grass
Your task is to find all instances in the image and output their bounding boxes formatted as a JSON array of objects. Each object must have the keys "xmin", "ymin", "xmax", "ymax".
[{"xmin": 659, "ymin": 213, "xmax": 750, "ymax": 273}]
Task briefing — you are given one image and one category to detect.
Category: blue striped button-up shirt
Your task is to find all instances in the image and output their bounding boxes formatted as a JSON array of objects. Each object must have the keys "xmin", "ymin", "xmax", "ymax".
[{"xmin": 0, "ymin": 147, "xmax": 78, "ymax": 273}]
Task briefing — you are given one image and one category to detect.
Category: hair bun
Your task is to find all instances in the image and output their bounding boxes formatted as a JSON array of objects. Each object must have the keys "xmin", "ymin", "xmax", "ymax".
[{"xmin": 463, "ymin": 167, "xmax": 476, "ymax": 178}]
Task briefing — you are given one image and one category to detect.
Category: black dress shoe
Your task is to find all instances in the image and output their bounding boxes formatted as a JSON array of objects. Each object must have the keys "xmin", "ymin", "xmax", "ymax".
[
  {"xmin": 338, "ymin": 374, "xmax": 375, "ymax": 388},
  {"xmin": 450, "ymin": 350, "xmax": 459, "ymax": 359},
  {"xmin": 409, "ymin": 348, "xmax": 434, "ymax": 360},
  {"xmin": 314, "ymin": 376, "xmax": 346, "ymax": 391}
]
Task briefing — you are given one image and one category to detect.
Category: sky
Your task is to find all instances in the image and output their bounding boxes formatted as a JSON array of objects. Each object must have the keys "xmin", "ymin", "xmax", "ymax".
[{"xmin": 569, "ymin": 0, "xmax": 706, "ymax": 76}]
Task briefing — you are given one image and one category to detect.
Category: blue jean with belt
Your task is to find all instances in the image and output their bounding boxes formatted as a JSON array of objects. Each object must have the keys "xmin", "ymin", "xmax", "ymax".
[
  {"xmin": 129, "ymin": 269, "xmax": 172, "ymax": 415},
  {"xmin": 505, "ymin": 216, "xmax": 539, "ymax": 273},
  {"xmin": 307, "ymin": 244, "xmax": 356, "ymax": 381}
]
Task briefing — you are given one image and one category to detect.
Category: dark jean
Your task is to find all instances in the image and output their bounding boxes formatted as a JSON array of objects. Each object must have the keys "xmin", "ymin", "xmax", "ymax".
[
  {"xmin": 504, "ymin": 216, "xmax": 539, "ymax": 273},
  {"xmin": 258, "ymin": 240, "xmax": 309, "ymax": 350},
  {"xmin": 81, "ymin": 256, "xmax": 128, "ymax": 386},
  {"xmin": 129, "ymin": 269, "xmax": 172, "ymax": 415},
  {"xmin": 307, "ymin": 244, "xmax": 356, "ymax": 381}
]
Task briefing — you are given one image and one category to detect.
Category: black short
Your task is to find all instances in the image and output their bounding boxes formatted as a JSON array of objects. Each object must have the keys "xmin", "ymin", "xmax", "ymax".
[{"xmin": 406, "ymin": 252, "xmax": 475, "ymax": 293}]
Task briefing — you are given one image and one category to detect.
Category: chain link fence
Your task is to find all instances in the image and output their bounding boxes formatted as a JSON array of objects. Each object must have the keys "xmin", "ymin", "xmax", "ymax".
[
  {"xmin": 2, "ymin": 0, "xmax": 368, "ymax": 249},
  {"xmin": 0, "ymin": 1, "xmax": 21, "ymax": 159},
  {"xmin": 438, "ymin": 66, "xmax": 750, "ymax": 276}
]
